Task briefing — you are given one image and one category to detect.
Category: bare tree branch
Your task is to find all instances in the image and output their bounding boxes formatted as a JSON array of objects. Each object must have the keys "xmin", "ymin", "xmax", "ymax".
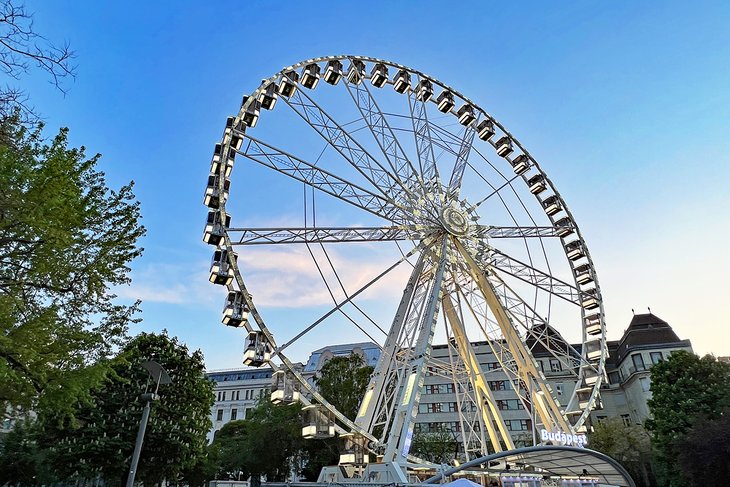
[{"xmin": 0, "ymin": 1, "xmax": 76, "ymax": 122}]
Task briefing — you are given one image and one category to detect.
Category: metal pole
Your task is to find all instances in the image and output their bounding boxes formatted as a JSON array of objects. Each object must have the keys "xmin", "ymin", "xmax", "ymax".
[
  {"xmin": 530, "ymin": 381, "xmax": 536, "ymax": 447},
  {"xmin": 126, "ymin": 397, "xmax": 152, "ymax": 487}
]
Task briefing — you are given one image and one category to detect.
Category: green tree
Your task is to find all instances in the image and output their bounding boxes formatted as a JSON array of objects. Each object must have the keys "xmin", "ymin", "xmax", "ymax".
[
  {"xmin": 646, "ymin": 351, "xmax": 730, "ymax": 486},
  {"xmin": 40, "ymin": 332, "xmax": 213, "ymax": 486},
  {"xmin": 213, "ymin": 420, "xmax": 251, "ymax": 480},
  {"xmin": 181, "ymin": 441, "xmax": 221, "ymax": 487},
  {"xmin": 674, "ymin": 408, "xmax": 730, "ymax": 487},
  {"xmin": 314, "ymin": 354, "xmax": 374, "ymax": 420},
  {"xmin": 299, "ymin": 353, "xmax": 374, "ymax": 479},
  {"xmin": 213, "ymin": 400, "xmax": 304, "ymax": 484},
  {"xmin": 0, "ymin": 118, "xmax": 145, "ymax": 419},
  {"xmin": 409, "ymin": 426, "xmax": 457, "ymax": 464},
  {"xmin": 588, "ymin": 418, "xmax": 655, "ymax": 487},
  {"xmin": 0, "ymin": 419, "xmax": 55, "ymax": 486}
]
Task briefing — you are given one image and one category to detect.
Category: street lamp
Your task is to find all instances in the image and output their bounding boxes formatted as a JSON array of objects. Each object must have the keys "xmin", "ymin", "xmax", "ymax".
[{"xmin": 125, "ymin": 361, "xmax": 172, "ymax": 487}]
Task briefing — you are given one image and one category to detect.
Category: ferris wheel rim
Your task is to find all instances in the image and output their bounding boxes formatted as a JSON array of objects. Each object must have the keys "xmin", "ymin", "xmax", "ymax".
[{"xmin": 208, "ymin": 54, "xmax": 608, "ymax": 446}]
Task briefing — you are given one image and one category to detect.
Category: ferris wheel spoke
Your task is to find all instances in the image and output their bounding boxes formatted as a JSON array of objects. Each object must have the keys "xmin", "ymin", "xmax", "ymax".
[
  {"xmin": 441, "ymin": 285, "xmax": 514, "ymax": 452},
  {"xmin": 343, "ymin": 77, "xmax": 426, "ymax": 201},
  {"xmin": 452, "ymin": 238, "xmax": 572, "ymax": 433},
  {"xmin": 284, "ymin": 88, "xmax": 420, "ymax": 211},
  {"xmin": 226, "ymin": 225, "xmax": 437, "ymax": 245},
  {"xmin": 473, "ymin": 225, "xmax": 560, "ymax": 239},
  {"xmin": 356, "ymin": 238, "xmax": 450, "ymax": 459},
  {"xmin": 446, "ymin": 126, "xmax": 477, "ymax": 200},
  {"xmin": 407, "ymin": 93, "xmax": 443, "ymax": 197},
  {"xmin": 481, "ymin": 270, "xmax": 601, "ymax": 425},
  {"xmin": 237, "ymin": 135, "xmax": 403, "ymax": 222},
  {"xmin": 477, "ymin": 245, "xmax": 582, "ymax": 305},
  {"xmin": 485, "ymin": 271, "xmax": 585, "ymax": 374},
  {"xmin": 274, "ymin": 236, "xmax": 436, "ymax": 356}
]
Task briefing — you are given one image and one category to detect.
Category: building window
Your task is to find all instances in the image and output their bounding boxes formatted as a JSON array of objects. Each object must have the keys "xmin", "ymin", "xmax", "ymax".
[
  {"xmin": 639, "ymin": 377, "xmax": 651, "ymax": 392},
  {"xmin": 549, "ymin": 359, "xmax": 562, "ymax": 372},
  {"xmin": 216, "ymin": 409, "xmax": 224, "ymax": 421},
  {"xmin": 235, "ymin": 390, "xmax": 240, "ymax": 400},
  {"xmin": 632, "ymin": 354, "xmax": 645, "ymax": 372},
  {"xmin": 497, "ymin": 399, "xmax": 524, "ymax": 410},
  {"xmin": 245, "ymin": 389, "xmax": 250, "ymax": 400},
  {"xmin": 486, "ymin": 362, "xmax": 500, "ymax": 371},
  {"xmin": 446, "ymin": 402, "xmax": 457, "ymax": 412},
  {"xmin": 425, "ymin": 384, "xmax": 455, "ymax": 394},
  {"xmin": 222, "ymin": 391, "xmax": 227, "ymax": 401},
  {"xmin": 596, "ymin": 415, "xmax": 607, "ymax": 423},
  {"xmin": 650, "ymin": 352, "xmax": 663, "ymax": 364},
  {"xmin": 621, "ymin": 414, "xmax": 631, "ymax": 426},
  {"xmin": 505, "ymin": 419, "xmax": 532, "ymax": 431},
  {"xmin": 538, "ymin": 360, "xmax": 545, "ymax": 373},
  {"xmin": 488, "ymin": 380, "xmax": 508, "ymax": 391},
  {"xmin": 608, "ymin": 371, "xmax": 620, "ymax": 385},
  {"xmin": 556, "ymin": 383, "xmax": 564, "ymax": 396},
  {"xmin": 231, "ymin": 408, "xmax": 238, "ymax": 420},
  {"xmin": 427, "ymin": 403, "xmax": 442, "ymax": 413}
]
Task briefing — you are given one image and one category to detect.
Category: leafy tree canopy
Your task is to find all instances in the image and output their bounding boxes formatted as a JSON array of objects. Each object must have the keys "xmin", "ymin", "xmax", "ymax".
[
  {"xmin": 315, "ymin": 353, "xmax": 373, "ymax": 420},
  {"xmin": 646, "ymin": 351, "xmax": 730, "ymax": 485},
  {"xmin": 674, "ymin": 408, "xmax": 730, "ymax": 487},
  {"xmin": 588, "ymin": 418, "xmax": 654, "ymax": 487},
  {"xmin": 0, "ymin": 118, "xmax": 145, "ymax": 418},
  {"xmin": 39, "ymin": 332, "xmax": 213, "ymax": 486},
  {"xmin": 409, "ymin": 426, "xmax": 457, "ymax": 464},
  {"xmin": 212, "ymin": 400, "xmax": 304, "ymax": 483}
]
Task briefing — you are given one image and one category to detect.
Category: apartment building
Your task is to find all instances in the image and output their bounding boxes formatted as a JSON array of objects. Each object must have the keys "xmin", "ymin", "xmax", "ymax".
[{"xmin": 206, "ymin": 312, "xmax": 692, "ymax": 444}]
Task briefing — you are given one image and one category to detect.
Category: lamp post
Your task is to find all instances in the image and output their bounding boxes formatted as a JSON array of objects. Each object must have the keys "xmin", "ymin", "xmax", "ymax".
[{"xmin": 125, "ymin": 361, "xmax": 172, "ymax": 487}]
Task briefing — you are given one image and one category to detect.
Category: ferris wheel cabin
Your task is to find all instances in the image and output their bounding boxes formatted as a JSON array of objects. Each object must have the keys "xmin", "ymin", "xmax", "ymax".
[
  {"xmin": 203, "ymin": 174, "xmax": 230, "ymax": 209},
  {"xmin": 323, "ymin": 60, "xmax": 343, "ymax": 85},
  {"xmin": 302, "ymin": 405, "xmax": 336, "ymax": 439},
  {"xmin": 203, "ymin": 210, "xmax": 231, "ymax": 246},
  {"xmin": 257, "ymin": 83, "xmax": 278, "ymax": 110},
  {"xmin": 370, "ymin": 63, "xmax": 388, "ymax": 88},
  {"xmin": 208, "ymin": 249, "xmax": 236, "ymax": 285},
  {"xmin": 222, "ymin": 290, "xmax": 249, "ymax": 327},
  {"xmin": 243, "ymin": 330, "xmax": 271, "ymax": 367},
  {"xmin": 392, "ymin": 69, "xmax": 411, "ymax": 93},
  {"xmin": 301, "ymin": 63, "xmax": 321, "ymax": 90},
  {"xmin": 495, "ymin": 136, "xmax": 514, "ymax": 157},
  {"xmin": 270, "ymin": 370, "xmax": 301, "ymax": 404}
]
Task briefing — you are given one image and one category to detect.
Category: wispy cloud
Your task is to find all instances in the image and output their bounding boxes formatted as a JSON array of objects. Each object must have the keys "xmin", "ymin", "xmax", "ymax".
[
  {"xmin": 114, "ymin": 261, "xmax": 222, "ymax": 308},
  {"xmin": 237, "ymin": 244, "xmax": 414, "ymax": 309},
  {"xmin": 113, "ymin": 244, "xmax": 415, "ymax": 313}
]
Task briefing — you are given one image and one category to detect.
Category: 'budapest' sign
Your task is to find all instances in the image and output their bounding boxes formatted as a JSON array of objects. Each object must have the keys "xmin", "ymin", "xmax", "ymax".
[{"xmin": 540, "ymin": 429, "xmax": 588, "ymax": 448}]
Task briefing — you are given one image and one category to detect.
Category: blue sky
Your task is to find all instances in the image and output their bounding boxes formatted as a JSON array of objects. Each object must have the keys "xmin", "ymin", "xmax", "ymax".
[{"xmin": 24, "ymin": 1, "xmax": 730, "ymax": 368}]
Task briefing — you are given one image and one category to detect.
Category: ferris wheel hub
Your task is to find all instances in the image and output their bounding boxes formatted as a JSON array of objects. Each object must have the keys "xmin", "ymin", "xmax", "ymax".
[{"xmin": 439, "ymin": 204, "xmax": 471, "ymax": 236}]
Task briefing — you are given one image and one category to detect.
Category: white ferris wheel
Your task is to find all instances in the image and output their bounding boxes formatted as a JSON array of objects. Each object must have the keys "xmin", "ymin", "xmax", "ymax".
[{"xmin": 203, "ymin": 55, "xmax": 607, "ymax": 473}]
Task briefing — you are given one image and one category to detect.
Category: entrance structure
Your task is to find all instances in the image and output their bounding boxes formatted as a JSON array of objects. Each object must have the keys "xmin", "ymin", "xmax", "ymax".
[
  {"xmin": 203, "ymin": 55, "xmax": 609, "ymax": 478},
  {"xmin": 424, "ymin": 445, "xmax": 637, "ymax": 487}
]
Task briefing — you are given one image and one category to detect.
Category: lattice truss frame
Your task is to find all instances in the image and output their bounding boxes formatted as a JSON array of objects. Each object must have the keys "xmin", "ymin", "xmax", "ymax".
[{"xmin": 202, "ymin": 55, "xmax": 609, "ymax": 466}]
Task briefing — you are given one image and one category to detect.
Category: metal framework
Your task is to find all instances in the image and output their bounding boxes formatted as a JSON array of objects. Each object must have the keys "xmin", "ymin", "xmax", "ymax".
[{"xmin": 203, "ymin": 55, "xmax": 608, "ymax": 473}]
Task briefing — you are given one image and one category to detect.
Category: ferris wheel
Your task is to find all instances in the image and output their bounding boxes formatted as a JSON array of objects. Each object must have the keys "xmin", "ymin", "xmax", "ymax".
[{"xmin": 203, "ymin": 55, "xmax": 607, "ymax": 470}]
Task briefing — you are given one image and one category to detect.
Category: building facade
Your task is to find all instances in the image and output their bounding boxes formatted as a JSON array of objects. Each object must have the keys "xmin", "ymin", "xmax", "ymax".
[
  {"xmin": 206, "ymin": 312, "xmax": 692, "ymax": 446},
  {"xmin": 206, "ymin": 367, "xmax": 275, "ymax": 442},
  {"xmin": 596, "ymin": 312, "xmax": 692, "ymax": 425}
]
